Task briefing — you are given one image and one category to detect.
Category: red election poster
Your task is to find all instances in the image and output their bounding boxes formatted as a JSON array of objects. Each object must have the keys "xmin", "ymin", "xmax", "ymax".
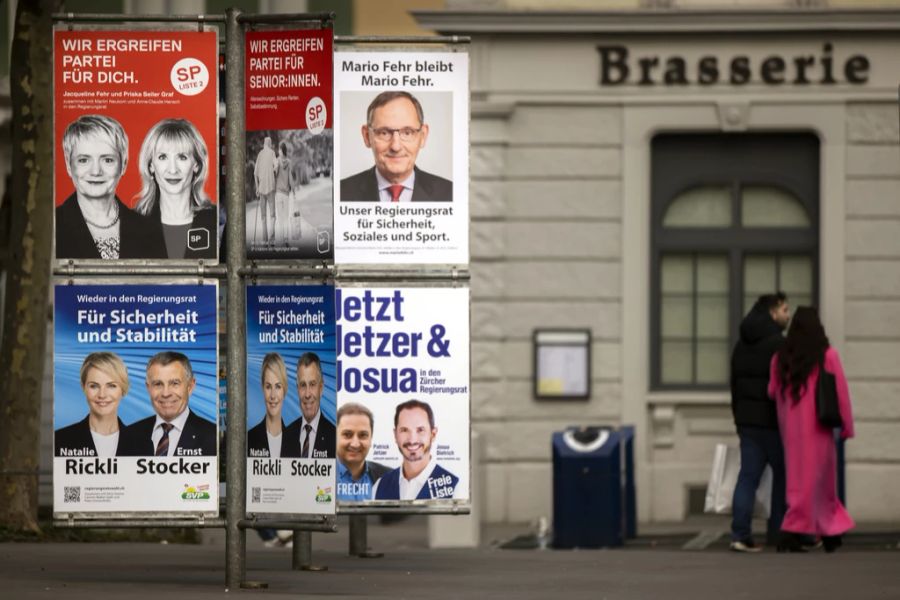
[
  {"xmin": 54, "ymin": 28, "xmax": 219, "ymax": 261},
  {"xmin": 244, "ymin": 27, "xmax": 334, "ymax": 260}
]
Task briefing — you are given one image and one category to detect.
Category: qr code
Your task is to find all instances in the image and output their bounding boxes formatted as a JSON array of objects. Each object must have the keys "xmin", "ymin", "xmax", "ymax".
[
  {"xmin": 64, "ymin": 486, "xmax": 81, "ymax": 503},
  {"xmin": 252, "ymin": 487, "xmax": 261, "ymax": 503}
]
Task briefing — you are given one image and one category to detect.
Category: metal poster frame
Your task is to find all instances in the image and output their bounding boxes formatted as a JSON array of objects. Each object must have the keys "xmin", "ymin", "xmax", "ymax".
[{"xmin": 49, "ymin": 9, "xmax": 471, "ymax": 590}]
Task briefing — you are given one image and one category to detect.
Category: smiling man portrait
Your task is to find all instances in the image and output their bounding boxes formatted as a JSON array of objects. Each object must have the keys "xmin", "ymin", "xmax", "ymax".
[
  {"xmin": 340, "ymin": 91, "xmax": 452, "ymax": 203},
  {"xmin": 118, "ymin": 351, "xmax": 217, "ymax": 457}
]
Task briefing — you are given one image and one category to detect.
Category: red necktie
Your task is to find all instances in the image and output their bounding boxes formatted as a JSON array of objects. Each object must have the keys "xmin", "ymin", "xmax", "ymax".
[
  {"xmin": 156, "ymin": 423, "xmax": 174, "ymax": 456},
  {"xmin": 389, "ymin": 184, "xmax": 404, "ymax": 202},
  {"xmin": 302, "ymin": 424, "xmax": 313, "ymax": 458}
]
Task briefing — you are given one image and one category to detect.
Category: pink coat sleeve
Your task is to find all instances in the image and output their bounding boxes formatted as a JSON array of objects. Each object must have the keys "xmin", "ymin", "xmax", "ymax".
[
  {"xmin": 825, "ymin": 347, "xmax": 855, "ymax": 439},
  {"xmin": 768, "ymin": 353, "xmax": 780, "ymax": 400}
]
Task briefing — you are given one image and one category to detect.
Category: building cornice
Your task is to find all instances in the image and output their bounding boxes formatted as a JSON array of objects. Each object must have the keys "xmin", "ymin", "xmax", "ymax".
[{"xmin": 412, "ymin": 8, "xmax": 900, "ymax": 35}]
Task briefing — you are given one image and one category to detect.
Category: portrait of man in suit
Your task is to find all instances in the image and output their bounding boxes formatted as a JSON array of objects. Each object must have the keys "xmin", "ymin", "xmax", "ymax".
[
  {"xmin": 373, "ymin": 399, "xmax": 458, "ymax": 501},
  {"xmin": 336, "ymin": 402, "xmax": 389, "ymax": 502},
  {"xmin": 118, "ymin": 351, "xmax": 217, "ymax": 457},
  {"xmin": 283, "ymin": 352, "xmax": 336, "ymax": 459},
  {"xmin": 340, "ymin": 91, "xmax": 452, "ymax": 203}
]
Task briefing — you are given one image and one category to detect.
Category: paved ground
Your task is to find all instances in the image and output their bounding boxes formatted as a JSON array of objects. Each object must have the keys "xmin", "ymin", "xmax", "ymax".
[{"xmin": 2, "ymin": 516, "xmax": 898, "ymax": 599}]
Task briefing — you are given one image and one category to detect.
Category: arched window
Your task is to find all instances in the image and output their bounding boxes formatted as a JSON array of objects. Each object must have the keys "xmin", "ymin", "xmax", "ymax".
[{"xmin": 651, "ymin": 134, "xmax": 818, "ymax": 389}]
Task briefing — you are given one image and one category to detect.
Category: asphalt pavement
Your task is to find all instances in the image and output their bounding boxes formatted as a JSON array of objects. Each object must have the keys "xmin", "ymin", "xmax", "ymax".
[{"xmin": 2, "ymin": 516, "xmax": 898, "ymax": 599}]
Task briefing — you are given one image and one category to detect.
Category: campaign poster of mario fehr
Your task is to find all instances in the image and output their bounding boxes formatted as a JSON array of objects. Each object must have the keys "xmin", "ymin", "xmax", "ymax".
[
  {"xmin": 53, "ymin": 27, "xmax": 219, "ymax": 262},
  {"xmin": 53, "ymin": 283, "xmax": 218, "ymax": 517},
  {"xmin": 244, "ymin": 27, "xmax": 334, "ymax": 260},
  {"xmin": 335, "ymin": 286, "xmax": 470, "ymax": 506},
  {"xmin": 333, "ymin": 50, "xmax": 469, "ymax": 265},
  {"xmin": 245, "ymin": 285, "xmax": 337, "ymax": 516}
]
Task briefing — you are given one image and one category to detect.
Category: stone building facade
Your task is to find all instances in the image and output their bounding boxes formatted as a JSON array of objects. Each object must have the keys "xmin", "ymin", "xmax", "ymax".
[{"xmin": 416, "ymin": 7, "xmax": 900, "ymax": 523}]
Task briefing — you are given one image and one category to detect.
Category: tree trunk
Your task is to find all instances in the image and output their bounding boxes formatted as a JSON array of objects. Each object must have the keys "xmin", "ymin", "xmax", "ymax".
[{"xmin": 0, "ymin": 0, "xmax": 57, "ymax": 532}]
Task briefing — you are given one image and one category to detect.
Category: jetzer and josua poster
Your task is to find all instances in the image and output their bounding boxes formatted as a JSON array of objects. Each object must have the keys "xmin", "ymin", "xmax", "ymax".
[
  {"xmin": 245, "ymin": 27, "xmax": 334, "ymax": 259},
  {"xmin": 334, "ymin": 51, "xmax": 469, "ymax": 265},
  {"xmin": 53, "ymin": 283, "xmax": 218, "ymax": 516},
  {"xmin": 246, "ymin": 285, "xmax": 336, "ymax": 515},
  {"xmin": 54, "ymin": 28, "xmax": 219, "ymax": 261},
  {"xmin": 335, "ymin": 287, "xmax": 469, "ymax": 504}
]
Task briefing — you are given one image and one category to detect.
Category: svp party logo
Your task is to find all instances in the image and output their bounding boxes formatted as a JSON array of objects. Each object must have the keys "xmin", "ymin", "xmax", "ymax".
[
  {"xmin": 182, "ymin": 483, "xmax": 211, "ymax": 501},
  {"xmin": 315, "ymin": 486, "xmax": 333, "ymax": 504}
]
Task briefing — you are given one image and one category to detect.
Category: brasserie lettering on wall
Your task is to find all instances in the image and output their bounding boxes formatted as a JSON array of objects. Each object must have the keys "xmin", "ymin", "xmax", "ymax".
[{"xmin": 597, "ymin": 43, "xmax": 870, "ymax": 86}]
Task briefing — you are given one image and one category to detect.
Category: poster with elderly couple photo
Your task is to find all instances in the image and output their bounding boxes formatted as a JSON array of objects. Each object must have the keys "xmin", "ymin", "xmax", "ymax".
[
  {"xmin": 335, "ymin": 286, "xmax": 470, "ymax": 505},
  {"xmin": 245, "ymin": 28, "xmax": 334, "ymax": 259},
  {"xmin": 334, "ymin": 50, "xmax": 469, "ymax": 265},
  {"xmin": 53, "ymin": 283, "xmax": 218, "ymax": 516},
  {"xmin": 53, "ymin": 27, "xmax": 219, "ymax": 262},
  {"xmin": 245, "ymin": 284, "xmax": 337, "ymax": 515}
]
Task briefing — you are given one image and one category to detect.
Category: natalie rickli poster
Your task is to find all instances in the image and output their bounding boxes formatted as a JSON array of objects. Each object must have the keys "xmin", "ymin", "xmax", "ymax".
[
  {"xmin": 53, "ymin": 283, "xmax": 218, "ymax": 517},
  {"xmin": 334, "ymin": 50, "xmax": 469, "ymax": 265},
  {"xmin": 245, "ymin": 28, "xmax": 334, "ymax": 260},
  {"xmin": 335, "ymin": 286, "xmax": 470, "ymax": 506},
  {"xmin": 246, "ymin": 285, "xmax": 336, "ymax": 516},
  {"xmin": 53, "ymin": 27, "xmax": 219, "ymax": 262}
]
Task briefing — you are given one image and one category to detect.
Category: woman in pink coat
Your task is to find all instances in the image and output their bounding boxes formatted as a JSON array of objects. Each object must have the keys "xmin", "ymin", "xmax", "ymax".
[{"xmin": 768, "ymin": 306, "xmax": 855, "ymax": 553}]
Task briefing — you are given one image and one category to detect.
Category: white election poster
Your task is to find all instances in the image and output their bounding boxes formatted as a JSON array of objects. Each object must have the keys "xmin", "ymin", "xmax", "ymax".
[
  {"xmin": 53, "ymin": 283, "xmax": 219, "ymax": 516},
  {"xmin": 335, "ymin": 287, "xmax": 469, "ymax": 504},
  {"xmin": 334, "ymin": 50, "xmax": 469, "ymax": 265},
  {"xmin": 245, "ymin": 285, "xmax": 337, "ymax": 516}
]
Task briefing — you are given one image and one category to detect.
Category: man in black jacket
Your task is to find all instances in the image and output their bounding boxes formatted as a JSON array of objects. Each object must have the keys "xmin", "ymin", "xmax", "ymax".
[{"xmin": 729, "ymin": 292, "xmax": 790, "ymax": 552}]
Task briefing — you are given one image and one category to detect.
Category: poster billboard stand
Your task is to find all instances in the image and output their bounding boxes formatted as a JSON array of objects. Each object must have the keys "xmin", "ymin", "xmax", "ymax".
[{"xmin": 48, "ymin": 10, "xmax": 471, "ymax": 591}]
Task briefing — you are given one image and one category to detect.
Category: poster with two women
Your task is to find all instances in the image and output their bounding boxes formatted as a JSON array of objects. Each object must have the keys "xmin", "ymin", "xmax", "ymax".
[{"xmin": 53, "ymin": 27, "xmax": 219, "ymax": 262}]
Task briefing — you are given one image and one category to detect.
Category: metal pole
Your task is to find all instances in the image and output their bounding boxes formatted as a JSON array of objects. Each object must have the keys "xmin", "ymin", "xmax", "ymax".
[
  {"xmin": 349, "ymin": 515, "xmax": 367, "ymax": 555},
  {"xmin": 224, "ymin": 7, "xmax": 247, "ymax": 592},
  {"xmin": 293, "ymin": 530, "xmax": 327, "ymax": 571},
  {"xmin": 348, "ymin": 515, "xmax": 383, "ymax": 558}
]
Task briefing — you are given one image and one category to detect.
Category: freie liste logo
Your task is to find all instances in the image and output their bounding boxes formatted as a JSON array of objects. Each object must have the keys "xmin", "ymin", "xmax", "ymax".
[
  {"xmin": 315, "ymin": 486, "xmax": 332, "ymax": 504},
  {"xmin": 182, "ymin": 483, "xmax": 211, "ymax": 500}
]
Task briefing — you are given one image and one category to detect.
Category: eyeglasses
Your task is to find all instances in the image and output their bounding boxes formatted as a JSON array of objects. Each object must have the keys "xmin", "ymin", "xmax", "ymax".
[{"xmin": 368, "ymin": 127, "xmax": 422, "ymax": 143}]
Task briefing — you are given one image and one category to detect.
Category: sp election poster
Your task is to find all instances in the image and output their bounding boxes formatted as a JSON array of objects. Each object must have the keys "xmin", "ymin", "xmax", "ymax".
[
  {"xmin": 335, "ymin": 286, "xmax": 470, "ymax": 505},
  {"xmin": 54, "ymin": 27, "xmax": 219, "ymax": 261},
  {"xmin": 245, "ymin": 28, "xmax": 334, "ymax": 260},
  {"xmin": 53, "ymin": 283, "xmax": 218, "ymax": 517},
  {"xmin": 334, "ymin": 50, "xmax": 469, "ymax": 265},
  {"xmin": 246, "ymin": 285, "xmax": 337, "ymax": 516}
]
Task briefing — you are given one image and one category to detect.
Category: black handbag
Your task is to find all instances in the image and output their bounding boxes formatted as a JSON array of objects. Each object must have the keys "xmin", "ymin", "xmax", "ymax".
[{"xmin": 816, "ymin": 359, "xmax": 843, "ymax": 428}]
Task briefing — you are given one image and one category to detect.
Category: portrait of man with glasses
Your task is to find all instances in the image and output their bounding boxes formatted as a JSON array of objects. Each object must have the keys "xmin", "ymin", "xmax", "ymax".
[{"xmin": 340, "ymin": 90, "xmax": 453, "ymax": 203}]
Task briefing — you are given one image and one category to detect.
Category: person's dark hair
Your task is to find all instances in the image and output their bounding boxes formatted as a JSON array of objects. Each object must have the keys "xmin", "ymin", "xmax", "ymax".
[
  {"xmin": 393, "ymin": 399, "xmax": 434, "ymax": 429},
  {"xmin": 147, "ymin": 351, "xmax": 194, "ymax": 382},
  {"xmin": 296, "ymin": 352, "xmax": 322, "ymax": 379},
  {"xmin": 337, "ymin": 402, "xmax": 374, "ymax": 431},
  {"xmin": 753, "ymin": 291, "xmax": 787, "ymax": 314},
  {"xmin": 366, "ymin": 91, "xmax": 424, "ymax": 127},
  {"xmin": 280, "ymin": 142, "xmax": 288, "ymax": 156},
  {"xmin": 776, "ymin": 306, "xmax": 829, "ymax": 402}
]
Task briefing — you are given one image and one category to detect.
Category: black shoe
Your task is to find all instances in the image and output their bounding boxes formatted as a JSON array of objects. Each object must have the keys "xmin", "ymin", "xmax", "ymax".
[
  {"xmin": 822, "ymin": 535, "xmax": 842, "ymax": 553},
  {"xmin": 776, "ymin": 532, "xmax": 808, "ymax": 553}
]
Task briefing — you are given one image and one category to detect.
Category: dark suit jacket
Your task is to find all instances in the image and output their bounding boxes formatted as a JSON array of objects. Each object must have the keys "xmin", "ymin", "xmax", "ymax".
[
  {"xmin": 247, "ymin": 418, "xmax": 287, "ymax": 458},
  {"xmin": 340, "ymin": 166, "xmax": 452, "ymax": 202},
  {"xmin": 55, "ymin": 193, "xmax": 167, "ymax": 259},
  {"xmin": 282, "ymin": 415, "xmax": 336, "ymax": 459},
  {"xmin": 148, "ymin": 203, "xmax": 218, "ymax": 259},
  {"xmin": 118, "ymin": 410, "xmax": 217, "ymax": 457},
  {"xmin": 54, "ymin": 416, "xmax": 125, "ymax": 457},
  {"xmin": 367, "ymin": 460, "xmax": 390, "ymax": 484}
]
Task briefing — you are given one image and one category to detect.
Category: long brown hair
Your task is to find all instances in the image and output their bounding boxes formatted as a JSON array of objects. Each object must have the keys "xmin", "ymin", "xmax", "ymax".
[{"xmin": 776, "ymin": 306, "xmax": 829, "ymax": 402}]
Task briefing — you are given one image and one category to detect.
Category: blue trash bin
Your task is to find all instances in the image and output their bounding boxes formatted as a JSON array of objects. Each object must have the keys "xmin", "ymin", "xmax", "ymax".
[{"xmin": 552, "ymin": 426, "xmax": 635, "ymax": 548}]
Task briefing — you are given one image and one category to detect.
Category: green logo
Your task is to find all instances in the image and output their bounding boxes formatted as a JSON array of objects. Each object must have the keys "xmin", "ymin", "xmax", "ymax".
[
  {"xmin": 182, "ymin": 484, "xmax": 211, "ymax": 500},
  {"xmin": 315, "ymin": 486, "xmax": 332, "ymax": 504}
]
